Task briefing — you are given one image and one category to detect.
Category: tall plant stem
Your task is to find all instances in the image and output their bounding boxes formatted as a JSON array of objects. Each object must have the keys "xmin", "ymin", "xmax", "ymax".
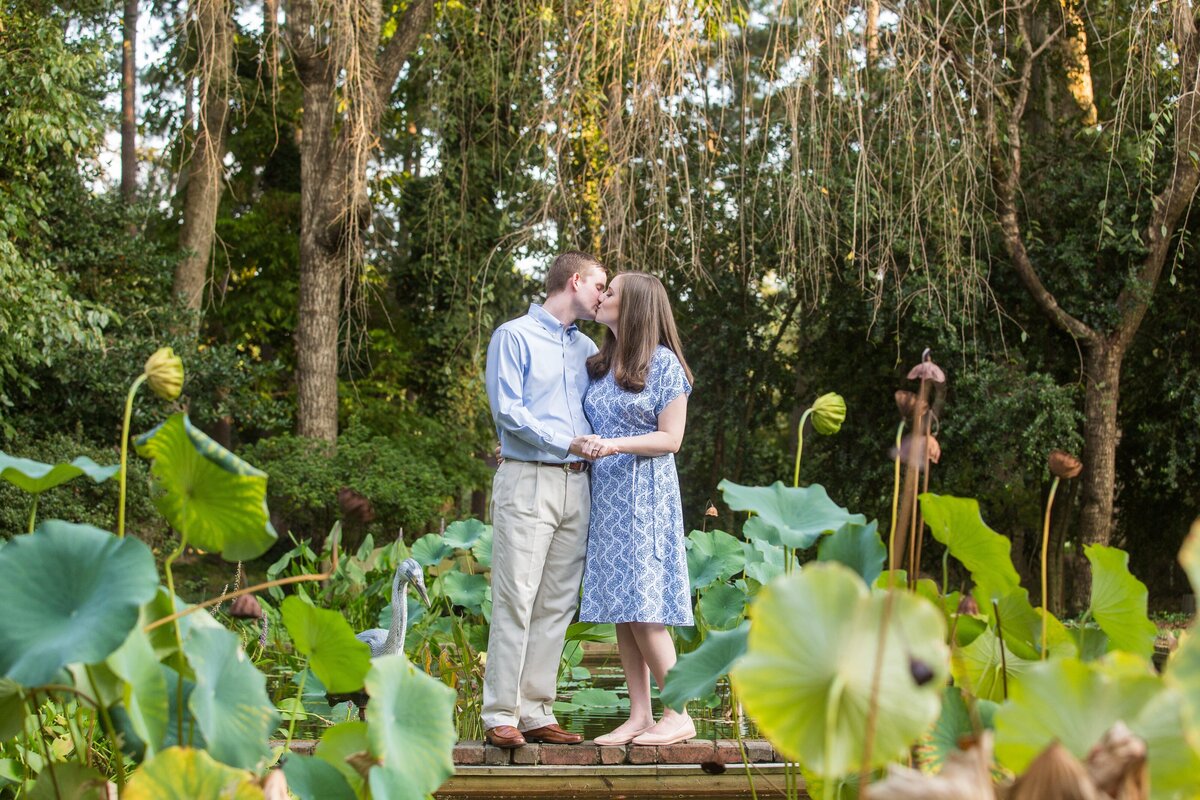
[
  {"xmin": 27, "ymin": 495, "xmax": 38, "ymax": 533},
  {"xmin": 85, "ymin": 665, "xmax": 126, "ymax": 793},
  {"xmin": 886, "ymin": 421, "xmax": 905, "ymax": 582},
  {"xmin": 792, "ymin": 408, "xmax": 813, "ymax": 487},
  {"xmin": 28, "ymin": 692, "xmax": 62, "ymax": 799},
  {"xmin": 1040, "ymin": 476, "xmax": 1062, "ymax": 659},
  {"xmin": 992, "ymin": 600, "xmax": 1009, "ymax": 700},
  {"xmin": 729, "ymin": 684, "xmax": 758, "ymax": 800},
  {"xmin": 163, "ymin": 532, "xmax": 189, "ymax": 743},
  {"xmin": 284, "ymin": 659, "xmax": 309, "ymax": 747},
  {"xmin": 912, "ymin": 462, "xmax": 932, "ymax": 587},
  {"xmin": 117, "ymin": 374, "xmax": 147, "ymax": 539}
]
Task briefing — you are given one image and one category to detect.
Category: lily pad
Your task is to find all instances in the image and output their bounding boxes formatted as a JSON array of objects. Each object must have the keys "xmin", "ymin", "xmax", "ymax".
[
  {"xmin": 571, "ymin": 688, "xmax": 625, "ymax": 708},
  {"xmin": 698, "ymin": 583, "xmax": 747, "ymax": 630},
  {"xmin": 281, "ymin": 597, "xmax": 370, "ymax": 694},
  {"xmin": 410, "ymin": 533, "xmax": 454, "ymax": 567},
  {"xmin": 732, "ymin": 563, "xmax": 948, "ymax": 777},
  {"xmin": 134, "ymin": 414, "xmax": 276, "ymax": 561},
  {"xmin": 818, "ymin": 520, "xmax": 885, "ymax": 587},
  {"xmin": 920, "ymin": 494, "xmax": 1020, "ymax": 602},
  {"xmin": 442, "ymin": 572, "xmax": 490, "ymax": 616},
  {"xmin": 123, "ymin": 747, "xmax": 263, "ymax": 800},
  {"xmin": 661, "ymin": 622, "xmax": 749, "ymax": 712},
  {"xmin": 0, "ymin": 452, "xmax": 118, "ymax": 494},
  {"xmin": 0, "ymin": 521, "xmax": 158, "ymax": 686},
  {"xmin": 686, "ymin": 529, "xmax": 745, "ymax": 591},
  {"xmin": 471, "ymin": 527, "xmax": 493, "ymax": 569},
  {"xmin": 364, "ymin": 656, "xmax": 457, "ymax": 800},
  {"xmin": 719, "ymin": 480, "xmax": 865, "ymax": 551},
  {"xmin": 1084, "ymin": 544, "xmax": 1156, "ymax": 659},
  {"xmin": 184, "ymin": 627, "xmax": 278, "ymax": 769},
  {"xmin": 443, "ymin": 519, "xmax": 489, "ymax": 550}
]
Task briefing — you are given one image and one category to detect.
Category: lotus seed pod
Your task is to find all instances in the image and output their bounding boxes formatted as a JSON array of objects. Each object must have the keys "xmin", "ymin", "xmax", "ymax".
[
  {"xmin": 1048, "ymin": 450, "xmax": 1083, "ymax": 479},
  {"xmin": 229, "ymin": 593, "xmax": 264, "ymax": 620},
  {"xmin": 143, "ymin": 347, "xmax": 184, "ymax": 400},
  {"xmin": 894, "ymin": 390, "xmax": 928, "ymax": 419},
  {"xmin": 907, "ymin": 350, "xmax": 946, "ymax": 384},
  {"xmin": 810, "ymin": 392, "xmax": 846, "ymax": 435}
]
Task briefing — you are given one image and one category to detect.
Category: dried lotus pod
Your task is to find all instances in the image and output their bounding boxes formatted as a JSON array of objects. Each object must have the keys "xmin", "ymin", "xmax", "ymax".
[
  {"xmin": 907, "ymin": 349, "xmax": 946, "ymax": 384},
  {"xmin": 894, "ymin": 390, "xmax": 927, "ymax": 419},
  {"xmin": 1049, "ymin": 450, "xmax": 1083, "ymax": 479},
  {"xmin": 229, "ymin": 593, "xmax": 264, "ymax": 620}
]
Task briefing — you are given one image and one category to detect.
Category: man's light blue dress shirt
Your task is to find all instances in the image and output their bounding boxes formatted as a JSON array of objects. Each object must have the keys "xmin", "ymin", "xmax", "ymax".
[{"xmin": 485, "ymin": 304, "xmax": 598, "ymax": 463}]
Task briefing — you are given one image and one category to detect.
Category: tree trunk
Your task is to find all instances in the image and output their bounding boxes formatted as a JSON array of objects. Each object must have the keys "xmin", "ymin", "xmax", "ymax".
[
  {"xmin": 175, "ymin": 0, "xmax": 234, "ymax": 320},
  {"xmin": 121, "ymin": 0, "xmax": 138, "ymax": 202}
]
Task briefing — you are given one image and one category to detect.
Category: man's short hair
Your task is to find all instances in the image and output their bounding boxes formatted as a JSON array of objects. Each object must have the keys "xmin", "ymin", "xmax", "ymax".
[{"xmin": 546, "ymin": 250, "xmax": 605, "ymax": 295}]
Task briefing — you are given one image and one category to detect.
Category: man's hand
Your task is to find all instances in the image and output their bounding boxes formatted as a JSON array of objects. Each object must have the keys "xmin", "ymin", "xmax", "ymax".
[
  {"xmin": 568, "ymin": 435, "xmax": 599, "ymax": 458},
  {"xmin": 571, "ymin": 435, "xmax": 619, "ymax": 460}
]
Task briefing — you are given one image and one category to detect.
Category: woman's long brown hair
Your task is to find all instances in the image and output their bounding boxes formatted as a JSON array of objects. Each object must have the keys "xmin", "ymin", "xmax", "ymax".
[{"xmin": 587, "ymin": 272, "xmax": 693, "ymax": 392}]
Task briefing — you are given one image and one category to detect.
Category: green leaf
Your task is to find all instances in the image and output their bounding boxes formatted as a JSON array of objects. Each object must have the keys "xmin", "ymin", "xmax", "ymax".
[
  {"xmin": 920, "ymin": 494, "xmax": 1020, "ymax": 601},
  {"xmin": 983, "ymin": 589, "xmax": 1076, "ymax": 662},
  {"xmin": 719, "ymin": 480, "xmax": 865, "ymax": 551},
  {"xmin": 686, "ymin": 529, "xmax": 746, "ymax": 590},
  {"xmin": 661, "ymin": 622, "xmax": 749, "ymax": 712},
  {"xmin": 0, "ymin": 451, "xmax": 117, "ymax": 494},
  {"xmin": 410, "ymin": 533, "xmax": 454, "ymax": 567},
  {"xmin": 916, "ymin": 686, "xmax": 997, "ymax": 774},
  {"xmin": 993, "ymin": 653, "xmax": 1163, "ymax": 772},
  {"xmin": 27, "ymin": 762, "xmax": 110, "ymax": 799},
  {"xmin": 107, "ymin": 622, "xmax": 168, "ymax": 759},
  {"xmin": 282, "ymin": 755, "xmax": 356, "ymax": 800},
  {"xmin": 365, "ymin": 656, "xmax": 457, "ymax": 800},
  {"xmin": 443, "ymin": 519, "xmax": 489, "ymax": 550},
  {"xmin": 1084, "ymin": 544, "xmax": 1156, "ymax": 659},
  {"xmin": 281, "ymin": 596, "xmax": 370, "ymax": 694},
  {"xmin": 1165, "ymin": 623, "xmax": 1200, "ymax": 757},
  {"xmin": 184, "ymin": 627, "xmax": 278, "ymax": 770},
  {"xmin": 134, "ymin": 414, "xmax": 277, "ymax": 561},
  {"xmin": 743, "ymin": 537, "xmax": 786, "ymax": 585},
  {"xmin": 123, "ymin": 747, "xmax": 263, "ymax": 800},
  {"xmin": 1129, "ymin": 686, "xmax": 1200, "ymax": 800},
  {"xmin": 565, "ymin": 621, "xmax": 616, "ymax": 643},
  {"xmin": 0, "ymin": 521, "xmax": 158, "ymax": 686},
  {"xmin": 731, "ymin": 563, "xmax": 948, "ymax": 777},
  {"xmin": 571, "ymin": 687, "xmax": 624, "ymax": 708},
  {"xmin": 471, "ymin": 526, "xmax": 493, "ymax": 568},
  {"xmin": 698, "ymin": 583, "xmax": 747, "ymax": 630},
  {"xmin": 314, "ymin": 721, "xmax": 370, "ymax": 797},
  {"xmin": 818, "ymin": 520, "xmax": 885, "ymax": 586},
  {"xmin": 442, "ymin": 572, "xmax": 489, "ymax": 616},
  {"xmin": 949, "ymin": 626, "xmax": 1035, "ymax": 703},
  {"xmin": 0, "ymin": 680, "xmax": 25, "ymax": 740}
]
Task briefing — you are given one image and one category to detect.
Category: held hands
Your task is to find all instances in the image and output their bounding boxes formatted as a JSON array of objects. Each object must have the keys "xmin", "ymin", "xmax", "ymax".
[{"xmin": 569, "ymin": 434, "xmax": 619, "ymax": 460}]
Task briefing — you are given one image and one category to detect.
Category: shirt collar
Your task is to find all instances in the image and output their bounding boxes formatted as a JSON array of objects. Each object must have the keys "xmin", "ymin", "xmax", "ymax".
[{"xmin": 529, "ymin": 303, "xmax": 578, "ymax": 338}]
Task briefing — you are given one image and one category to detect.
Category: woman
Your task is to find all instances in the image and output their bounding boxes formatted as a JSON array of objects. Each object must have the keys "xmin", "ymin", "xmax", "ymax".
[{"xmin": 576, "ymin": 271, "xmax": 696, "ymax": 747}]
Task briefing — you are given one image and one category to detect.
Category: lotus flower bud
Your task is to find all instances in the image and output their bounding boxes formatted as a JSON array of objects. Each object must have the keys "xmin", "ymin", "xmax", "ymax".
[
  {"xmin": 143, "ymin": 347, "xmax": 184, "ymax": 400},
  {"xmin": 1048, "ymin": 450, "xmax": 1082, "ymax": 479},
  {"xmin": 810, "ymin": 392, "xmax": 846, "ymax": 435}
]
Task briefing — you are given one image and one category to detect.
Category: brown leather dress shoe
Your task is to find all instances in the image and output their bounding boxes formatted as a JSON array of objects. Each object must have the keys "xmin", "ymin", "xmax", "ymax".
[
  {"xmin": 485, "ymin": 725, "xmax": 526, "ymax": 749},
  {"xmin": 522, "ymin": 723, "xmax": 583, "ymax": 744}
]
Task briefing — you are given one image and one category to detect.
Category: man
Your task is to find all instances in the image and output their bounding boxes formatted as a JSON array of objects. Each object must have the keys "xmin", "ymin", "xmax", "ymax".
[{"xmin": 481, "ymin": 250, "xmax": 608, "ymax": 748}]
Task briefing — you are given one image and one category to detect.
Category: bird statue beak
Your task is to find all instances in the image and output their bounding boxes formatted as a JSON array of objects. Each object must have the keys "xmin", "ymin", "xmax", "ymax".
[{"xmin": 415, "ymin": 580, "xmax": 431, "ymax": 608}]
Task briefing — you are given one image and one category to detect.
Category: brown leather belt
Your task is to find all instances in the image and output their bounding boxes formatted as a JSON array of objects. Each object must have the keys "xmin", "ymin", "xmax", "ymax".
[{"xmin": 533, "ymin": 460, "xmax": 589, "ymax": 472}]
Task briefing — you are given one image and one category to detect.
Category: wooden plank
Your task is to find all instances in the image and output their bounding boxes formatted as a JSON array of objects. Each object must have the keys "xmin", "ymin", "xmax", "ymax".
[{"xmin": 435, "ymin": 762, "xmax": 803, "ymax": 798}]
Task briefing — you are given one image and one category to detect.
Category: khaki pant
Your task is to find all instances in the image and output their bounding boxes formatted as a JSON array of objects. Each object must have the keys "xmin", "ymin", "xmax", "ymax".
[{"xmin": 482, "ymin": 460, "xmax": 590, "ymax": 731}]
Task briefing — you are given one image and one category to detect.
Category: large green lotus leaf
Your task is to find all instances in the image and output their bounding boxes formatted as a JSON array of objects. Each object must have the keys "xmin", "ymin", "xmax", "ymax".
[
  {"xmin": 442, "ymin": 571, "xmax": 489, "ymax": 616},
  {"xmin": 1130, "ymin": 686, "xmax": 1200, "ymax": 800},
  {"xmin": 107, "ymin": 622, "xmax": 168, "ymax": 759},
  {"xmin": 731, "ymin": 564, "xmax": 948, "ymax": 776},
  {"xmin": 950, "ymin": 626, "xmax": 1036, "ymax": 702},
  {"xmin": 282, "ymin": 754, "xmax": 356, "ymax": 800},
  {"xmin": 1072, "ymin": 623, "xmax": 1111, "ymax": 662},
  {"xmin": 994, "ymin": 653, "xmax": 1162, "ymax": 772},
  {"xmin": 719, "ymin": 480, "xmax": 865, "ymax": 551},
  {"xmin": 281, "ymin": 596, "xmax": 370, "ymax": 694},
  {"xmin": 979, "ymin": 588, "xmax": 1076, "ymax": 661},
  {"xmin": 818, "ymin": 520, "xmax": 885, "ymax": 587},
  {"xmin": 314, "ymin": 721, "xmax": 370, "ymax": 797},
  {"xmin": 1084, "ymin": 544, "xmax": 1156, "ymax": 659},
  {"xmin": 920, "ymin": 494, "xmax": 1020, "ymax": 601},
  {"xmin": 1165, "ymin": 627, "xmax": 1200, "ymax": 755},
  {"xmin": 565, "ymin": 621, "xmax": 617, "ymax": 643},
  {"xmin": 0, "ymin": 521, "xmax": 158, "ymax": 686},
  {"xmin": 800, "ymin": 767, "xmax": 865, "ymax": 800},
  {"xmin": 27, "ymin": 762, "xmax": 110, "ymax": 799},
  {"xmin": 184, "ymin": 626, "xmax": 278, "ymax": 769},
  {"xmin": 124, "ymin": 747, "xmax": 264, "ymax": 800},
  {"xmin": 0, "ymin": 452, "xmax": 118, "ymax": 494},
  {"xmin": 471, "ymin": 526, "xmax": 493, "ymax": 568},
  {"xmin": 142, "ymin": 588, "xmax": 223, "ymax": 673},
  {"xmin": 915, "ymin": 685, "xmax": 998, "ymax": 775},
  {"xmin": 410, "ymin": 533, "xmax": 454, "ymax": 567},
  {"xmin": 111, "ymin": 666, "xmax": 205, "ymax": 761},
  {"xmin": 686, "ymin": 529, "xmax": 746, "ymax": 591},
  {"xmin": 742, "ymin": 537, "xmax": 786, "ymax": 586},
  {"xmin": 661, "ymin": 621, "xmax": 749, "ymax": 712},
  {"xmin": 1180, "ymin": 518, "xmax": 1200, "ymax": 597},
  {"xmin": 134, "ymin": 414, "xmax": 276, "ymax": 561},
  {"xmin": 698, "ymin": 583, "xmax": 747, "ymax": 630},
  {"xmin": 365, "ymin": 655, "xmax": 457, "ymax": 800},
  {"xmin": 0, "ymin": 680, "xmax": 24, "ymax": 740},
  {"xmin": 442, "ymin": 519, "xmax": 489, "ymax": 550},
  {"xmin": 571, "ymin": 688, "xmax": 625, "ymax": 708}
]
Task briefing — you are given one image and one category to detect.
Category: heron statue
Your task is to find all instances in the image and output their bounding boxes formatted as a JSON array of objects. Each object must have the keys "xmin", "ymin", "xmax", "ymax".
[{"xmin": 328, "ymin": 557, "xmax": 430, "ymax": 717}]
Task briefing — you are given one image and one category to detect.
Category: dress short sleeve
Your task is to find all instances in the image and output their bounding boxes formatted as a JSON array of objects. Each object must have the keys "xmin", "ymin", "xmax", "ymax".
[{"xmin": 653, "ymin": 347, "xmax": 692, "ymax": 415}]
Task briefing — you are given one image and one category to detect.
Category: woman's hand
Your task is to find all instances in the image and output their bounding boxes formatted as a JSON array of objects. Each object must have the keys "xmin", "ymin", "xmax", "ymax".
[{"xmin": 584, "ymin": 439, "xmax": 620, "ymax": 459}]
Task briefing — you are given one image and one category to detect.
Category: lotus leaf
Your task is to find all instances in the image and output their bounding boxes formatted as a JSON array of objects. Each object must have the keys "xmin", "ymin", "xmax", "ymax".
[
  {"xmin": 920, "ymin": 494, "xmax": 1020, "ymax": 601},
  {"xmin": 982, "ymin": 588, "xmax": 1076, "ymax": 661},
  {"xmin": 732, "ymin": 563, "xmax": 948, "ymax": 777},
  {"xmin": 281, "ymin": 597, "xmax": 370, "ymax": 694},
  {"xmin": 720, "ymin": 481, "xmax": 864, "ymax": 551},
  {"xmin": 698, "ymin": 583, "xmax": 747, "ymax": 630},
  {"xmin": 950, "ymin": 626, "xmax": 1035, "ymax": 702},
  {"xmin": 661, "ymin": 621, "xmax": 749, "ymax": 712},
  {"xmin": 993, "ymin": 653, "xmax": 1162, "ymax": 772},
  {"xmin": 571, "ymin": 688, "xmax": 625, "ymax": 708},
  {"xmin": 916, "ymin": 686, "xmax": 997, "ymax": 775},
  {"xmin": 686, "ymin": 529, "xmax": 745, "ymax": 591},
  {"xmin": 742, "ymin": 537, "xmax": 786, "ymax": 585},
  {"xmin": 443, "ymin": 519, "xmax": 489, "ymax": 550},
  {"xmin": 27, "ymin": 762, "xmax": 110, "ymax": 799},
  {"xmin": 123, "ymin": 747, "xmax": 263, "ymax": 800},
  {"xmin": 314, "ymin": 721, "xmax": 370, "ymax": 796},
  {"xmin": 184, "ymin": 627, "xmax": 278, "ymax": 770},
  {"xmin": 107, "ymin": 622, "xmax": 168, "ymax": 759},
  {"xmin": 818, "ymin": 520, "xmax": 885, "ymax": 586},
  {"xmin": 0, "ymin": 521, "xmax": 158, "ymax": 686},
  {"xmin": 282, "ymin": 755, "xmax": 356, "ymax": 800},
  {"xmin": 364, "ymin": 655, "xmax": 457, "ymax": 800},
  {"xmin": 0, "ymin": 451, "xmax": 118, "ymax": 494},
  {"xmin": 472, "ymin": 526, "xmax": 493, "ymax": 568},
  {"xmin": 377, "ymin": 595, "xmax": 426, "ymax": 634},
  {"xmin": 442, "ymin": 572, "xmax": 490, "ymax": 616},
  {"xmin": 134, "ymin": 414, "xmax": 277, "ymax": 561},
  {"xmin": 1129, "ymin": 686, "xmax": 1200, "ymax": 800},
  {"xmin": 410, "ymin": 533, "xmax": 454, "ymax": 567},
  {"xmin": 565, "ymin": 621, "xmax": 617, "ymax": 643},
  {"xmin": 1165, "ymin": 626, "xmax": 1200, "ymax": 756},
  {"xmin": 0, "ymin": 680, "xmax": 23, "ymax": 740},
  {"xmin": 1084, "ymin": 544, "xmax": 1156, "ymax": 659}
]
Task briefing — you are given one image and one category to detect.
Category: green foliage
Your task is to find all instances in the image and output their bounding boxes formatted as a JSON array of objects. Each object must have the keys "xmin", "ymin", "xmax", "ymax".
[
  {"xmin": 818, "ymin": 520, "xmax": 887, "ymax": 586},
  {"xmin": 661, "ymin": 622, "xmax": 749, "ymax": 712},
  {"xmin": 280, "ymin": 597, "xmax": 371, "ymax": 695},
  {"xmin": 123, "ymin": 747, "xmax": 263, "ymax": 800},
  {"xmin": 1084, "ymin": 544, "xmax": 1157, "ymax": 660},
  {"xmin": 720, "ymin": 480, "xmax": 866, "ymax": 550}
]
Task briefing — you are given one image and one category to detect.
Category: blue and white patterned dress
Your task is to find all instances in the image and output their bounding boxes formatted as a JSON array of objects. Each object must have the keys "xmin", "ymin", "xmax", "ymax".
[{"xmin": 579, "ymin": 346, "xmax": 694, "ymax": 626}]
